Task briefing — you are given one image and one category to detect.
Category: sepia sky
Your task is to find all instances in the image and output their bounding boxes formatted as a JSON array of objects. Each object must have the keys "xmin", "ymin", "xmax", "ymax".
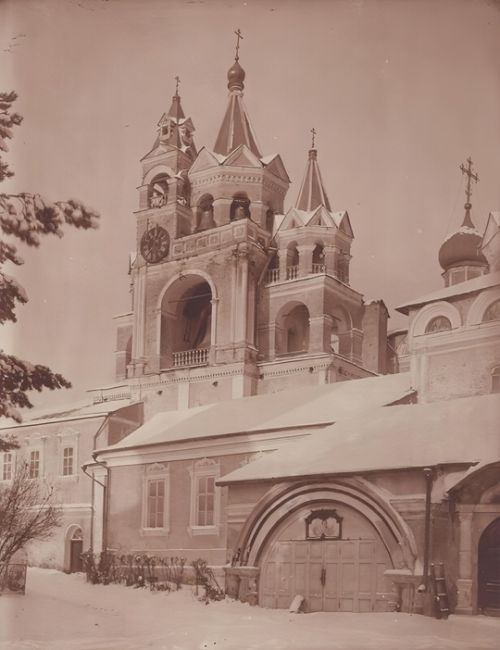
[{"xmin": 1, "ymin": 0, "xmax": 500, "ymax": 413}]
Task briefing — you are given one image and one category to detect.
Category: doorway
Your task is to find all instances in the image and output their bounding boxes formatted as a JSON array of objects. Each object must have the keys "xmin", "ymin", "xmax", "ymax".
[
  {"xmin": 478, "ymin": 518, "xmax": 500, "ymax": 615},
  {"xmin": 69, "ymin": 527, "xmax": 83, "ymax": 573}
]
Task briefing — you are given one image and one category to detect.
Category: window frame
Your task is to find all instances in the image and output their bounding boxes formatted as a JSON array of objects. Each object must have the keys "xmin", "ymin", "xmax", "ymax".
[
  {"xmin": 62, "ymin": 446, "xmax": 75, "ymax": 477},
  {"xmin": 1, "ymin": 451, "xmax": 15, "ymax": 482},
  {"xmin": 28, "ymin": 448, "xmax": 41, "ymax": 479},
  {"xmin": 188, "ymin": 458, "xmax": 220, "ymax": 537},
  {"xmin": 57, "ymin": 429, "xmax": 79, "ymax": 480},
  {"xmin": 141, "ymin": 463, "xmax": 170, "ymax": 536}
]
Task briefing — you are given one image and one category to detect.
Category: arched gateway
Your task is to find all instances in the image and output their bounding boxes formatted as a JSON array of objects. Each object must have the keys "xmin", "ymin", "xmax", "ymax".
[
  {"xmin": 478, "ymin": 518, "xmax": 500, "ymax": 614},
  {"xmin": 234, "ymin": 480, "xmax": 418, "ymax": 613}
]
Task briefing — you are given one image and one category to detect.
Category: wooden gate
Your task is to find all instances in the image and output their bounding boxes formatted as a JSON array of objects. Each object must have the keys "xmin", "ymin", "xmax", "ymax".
[{"xmin": 260, "ymin": 538, "xmax": 395, "ymax": 612}]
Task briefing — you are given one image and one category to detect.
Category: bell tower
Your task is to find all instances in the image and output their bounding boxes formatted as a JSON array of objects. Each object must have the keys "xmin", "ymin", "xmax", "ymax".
[{"xmin": 115, "ymin": 47, "xmax": 290, "ymax": 414}]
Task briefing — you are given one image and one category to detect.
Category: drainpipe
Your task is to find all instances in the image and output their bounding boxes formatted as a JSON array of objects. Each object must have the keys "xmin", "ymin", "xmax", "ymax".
[
  {"xmin": 91, "ymin": 454, "xmax": 110, "ymax": 553},
  {"xmin": 422, "ymin": 467, "xmax": 434, "ymax": 590},
  {"xmin": 81, "ymin": 416, "xmax": 109, "ymax": 552}
]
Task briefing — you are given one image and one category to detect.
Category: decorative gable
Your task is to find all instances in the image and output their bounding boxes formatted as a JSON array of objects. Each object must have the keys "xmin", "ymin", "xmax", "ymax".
[
  {"xmin": 223, "ymin": 144, "xmax": 263, "ymax": 169},
  {"xmin": 261, "ymin": 154, "xmax": 290, "ymax": 183},
  {"xmin": 189, "ymin": 147, "xmax": 222, "ymax": 174}
]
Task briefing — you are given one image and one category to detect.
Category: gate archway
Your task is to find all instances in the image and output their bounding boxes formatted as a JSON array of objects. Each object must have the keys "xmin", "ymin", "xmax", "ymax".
[{"xmin": 478, "ymin": 517, "xmax": 500, "ymax": 614}]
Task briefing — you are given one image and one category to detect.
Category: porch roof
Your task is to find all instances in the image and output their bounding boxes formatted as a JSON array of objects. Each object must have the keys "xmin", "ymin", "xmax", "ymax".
[
  {"xmin": 217, "ymin": 393, "xmax": 500, "ymax": 485},
  {"xmin": 95, "ymin": 372, "xmax": 413, "ymax": 454}
]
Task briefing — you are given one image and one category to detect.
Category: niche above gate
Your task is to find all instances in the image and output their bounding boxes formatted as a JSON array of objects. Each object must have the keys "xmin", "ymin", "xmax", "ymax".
[{"xmin": 305, "ymin": 509, "xmax": 343, "ymax": 540}]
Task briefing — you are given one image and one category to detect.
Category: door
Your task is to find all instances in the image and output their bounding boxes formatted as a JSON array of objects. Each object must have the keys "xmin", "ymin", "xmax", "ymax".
[
  {"xmin": 260, "ymin": 538, "xmax": 395, "ymax": 612},
  {"xmin": 479, "ymin": 518, "xmax": 500, "ymax": 615},
  {"xmin": 70, "ymin": 539, "xmax": 83, "ymax": 573}
]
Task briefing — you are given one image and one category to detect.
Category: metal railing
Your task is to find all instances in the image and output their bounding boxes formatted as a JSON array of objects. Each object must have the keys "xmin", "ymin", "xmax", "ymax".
[{"xmin": 172, "ymin": 348, "xmax": 209, "ymax": 368}]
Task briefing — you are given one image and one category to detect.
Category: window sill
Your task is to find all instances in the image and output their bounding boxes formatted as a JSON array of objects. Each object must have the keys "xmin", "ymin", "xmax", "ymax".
[
  {"xmin": 58, "ymin": 475, "xmax": 79, "ymax": 482},
  {"xmin": 188, "ymin": 525, "xmax": 219, "ymax": 537},
  {"xmin": 140, "ymin": 527, "xmax": 170, "ymax": 537}
]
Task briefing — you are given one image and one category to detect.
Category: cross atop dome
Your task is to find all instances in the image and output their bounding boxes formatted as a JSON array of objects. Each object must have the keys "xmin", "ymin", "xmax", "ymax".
[{"xmin": 459, "ymin": 156, "xmax": 479, "ymax": 229}]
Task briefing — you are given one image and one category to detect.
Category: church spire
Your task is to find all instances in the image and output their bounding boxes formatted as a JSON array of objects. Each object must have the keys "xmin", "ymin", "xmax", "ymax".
[
  {"xmin": 295, "ymin": 131, "xmax": 332, "ymax": 212},
  {"xmin": 213, "ymin": 30, "xmax": 262, "ymax": 158},
  {"xmin": 151, "ymin": 76, "xmax": 196, "ymax": 161}
]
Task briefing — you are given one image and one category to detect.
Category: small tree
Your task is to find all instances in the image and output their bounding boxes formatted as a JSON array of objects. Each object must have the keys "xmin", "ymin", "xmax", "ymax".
[
  {"xmin": 0, "ymin": 91, "xmax": 99, "ymax": 434},
  {"xmin": 0, "ymin": 462, "xmax": 61, "ymax": 566}
]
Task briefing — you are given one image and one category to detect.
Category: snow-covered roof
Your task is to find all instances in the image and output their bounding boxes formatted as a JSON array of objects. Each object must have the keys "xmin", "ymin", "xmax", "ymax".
[
  {"xmin": 396, "ymin": 270, "xmax": 500, "ymax": 314},
  {"xmin": 95, "ymin": 372, "xmax": 413, "ymax": 454},
  {"xmin": 218, "ymin": 393, "xmax": 500, "ymax": 485},
  {"xmin": 0, "ymin": 398, "xmax": 137, "ymax": 430}
]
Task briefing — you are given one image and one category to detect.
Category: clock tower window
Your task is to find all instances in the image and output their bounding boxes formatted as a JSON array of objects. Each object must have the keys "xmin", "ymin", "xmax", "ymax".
[{"xmin": 148, "ymin": 174, "xmax": 169, "ymax": 209}]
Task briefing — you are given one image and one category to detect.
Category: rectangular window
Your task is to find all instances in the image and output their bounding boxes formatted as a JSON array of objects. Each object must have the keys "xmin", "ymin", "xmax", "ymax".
[
  {"xmin": 196, "ymin": 475, "xmax": 215, "ymax": 527},
  {"xmin": 29, "ymin": 450, "xmax": 40, "ymax": 479},
  {"xmin": 63, "ymin": 447, "xmax": 74, "ymax": 476},
  {"xmin": 147, "ymin": 479, "xmax": 165, "ymax": 528},
  {"xmin": 2, "ymin": 453, "xmax": 13, "ymax": 481}
]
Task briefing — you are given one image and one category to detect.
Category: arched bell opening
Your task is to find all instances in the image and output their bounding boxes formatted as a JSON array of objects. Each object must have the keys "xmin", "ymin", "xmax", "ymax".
[
  {"xmin": 286, "ymin": 242, "xmax": 299, "ymax": 280},
  {"xmin": 312, "ymin": 242, "xmax": 326, "ymax": 274},
  {"xmin": 329, "ymin": 307, "xmax": 353, "ymax": 357},
  {"xmin": 148, "ymin": 173, "xmax": 170, "ymax": 209},
  {"xmin": 195, "ymin": 194, "xmax": 215, "ymax": 232},
  {"xmin": 275, "ymin": 302, "xmax": 310, "ymax": 356},
  {"xmin": 265, "ymin": 208, "xmax": 275, "ymax": 233},
  {"xmin": 230, "ymin": 192, "xmax": 251, "ymax": 221},
  {"xmin": 266, "ymin": 251, "xmax": 280, "ymax": 283},
  {"xmin": 335, "ymin": 250, "xmax": 349, "ymax": 284},
  {"xmin": 160, "ymin": 275, "xmax": 213, "ymax": 369},
  {"xmin": 478, "ymin": 517, "xmax": 500, "ymax": 614}
]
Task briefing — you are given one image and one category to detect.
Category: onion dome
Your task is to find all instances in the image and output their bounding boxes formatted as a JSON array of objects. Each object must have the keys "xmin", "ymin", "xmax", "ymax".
[
  {"xmin": 438, "ymin": 205, "xmax": 487, "ymax": 270},
  {"xmin": 227, "ymin": 60, "xmax": 245, "ymax": 91}
]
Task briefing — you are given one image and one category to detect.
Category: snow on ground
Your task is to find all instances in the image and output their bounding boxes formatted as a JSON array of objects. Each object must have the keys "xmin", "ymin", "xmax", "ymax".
[{"xmin": 0, "ymin": 568, "xmax": 499, "ymax": 650}]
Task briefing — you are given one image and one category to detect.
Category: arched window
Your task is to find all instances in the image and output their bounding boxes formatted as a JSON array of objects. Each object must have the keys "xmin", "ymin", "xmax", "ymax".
[
  {"xmin": 230, "ymin": 192, "xmax": 251, "ymax": 221},
  {"xmin": 195, "ymin": 194, "xmax": 215, "ymax": 232},
  {"xmin": 286, "ymin": 243, "xmax": 299, "ymax": 280},
  {"xmin": 312, "ymin": 243, "xmax": 325, "ymax": 273},
  {"xmin": 483, "ymin": 299, "xmax": 500, "ymax": 323},
  {"xmin": 148, "ymin": 173, "xmax": 169, "ymax": 208},
  {"xmin": 425, "ymin": 316, "xmax": 452, "ymax": 334}
]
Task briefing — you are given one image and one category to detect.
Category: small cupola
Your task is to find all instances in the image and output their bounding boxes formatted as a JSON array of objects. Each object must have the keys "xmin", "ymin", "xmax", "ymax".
[{"xmin": 439, "ymin": 158, "xmax": 488, "ymax": 287}]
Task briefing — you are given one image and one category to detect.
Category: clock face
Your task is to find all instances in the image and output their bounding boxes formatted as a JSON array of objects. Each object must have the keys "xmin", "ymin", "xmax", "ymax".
[{"xmin": 140, "ymin": 225, "xmax": 170, "ymax": 264}]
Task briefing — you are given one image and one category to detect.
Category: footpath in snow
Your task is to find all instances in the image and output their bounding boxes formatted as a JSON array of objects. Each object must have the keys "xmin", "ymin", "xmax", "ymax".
[{"xmin": 0, "ymin": 568, "xmax": 499, "ymax": 650}]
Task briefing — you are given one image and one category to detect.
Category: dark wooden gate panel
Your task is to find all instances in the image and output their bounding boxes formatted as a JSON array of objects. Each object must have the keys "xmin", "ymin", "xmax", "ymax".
[
  {"xmin": 70, "ymin": 539, "xmax": 83, "ymax": 573},
  {"xmin": 260, "ymin": 538, "xmax": 395, "ymax": 612}
]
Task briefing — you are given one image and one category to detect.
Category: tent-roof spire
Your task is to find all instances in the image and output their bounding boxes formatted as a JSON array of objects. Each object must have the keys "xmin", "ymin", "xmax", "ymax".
[
  {"xmin": 213, "ymin": 30, "xmax": 262, "ymax": 157},
  {"xmin": 295, "ymin": 131, "xmax": 332, "ymax": 212}
]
